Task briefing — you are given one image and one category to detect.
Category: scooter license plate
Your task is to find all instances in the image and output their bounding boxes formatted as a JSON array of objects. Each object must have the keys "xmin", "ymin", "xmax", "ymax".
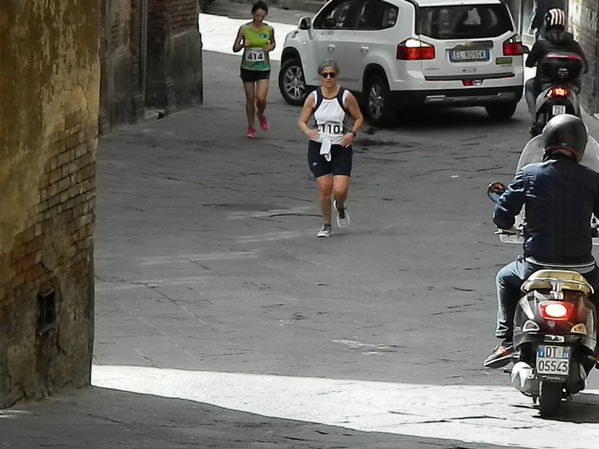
[
  {"xmin": 552, "ymin": 105, "xmax": 566, "ymax": 115},
  {"xmin": 536, "ymin": 345, "xmax": 569, "ymax": 375}
]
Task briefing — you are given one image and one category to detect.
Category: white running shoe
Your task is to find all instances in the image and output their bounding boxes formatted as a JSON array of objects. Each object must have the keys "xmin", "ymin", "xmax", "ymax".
[
  {"xmin": 333, "ymin": 201, "xmax": 350, "ymax": 228},
  {"xmin": 317, "ymin": 224, "xmax": 332, "ymax": 238}
]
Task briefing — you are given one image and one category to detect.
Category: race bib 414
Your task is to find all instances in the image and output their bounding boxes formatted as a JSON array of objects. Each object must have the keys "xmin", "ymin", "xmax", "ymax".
[{"xmin": 245, "ymin": 48, "xmax": 265, "ymax": 62}]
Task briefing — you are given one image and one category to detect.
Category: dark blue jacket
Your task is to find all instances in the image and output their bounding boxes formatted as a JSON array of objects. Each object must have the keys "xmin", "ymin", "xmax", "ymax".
[{"xmin": 494, "ymin": 155, "xmax": 599, "ymax": 264}]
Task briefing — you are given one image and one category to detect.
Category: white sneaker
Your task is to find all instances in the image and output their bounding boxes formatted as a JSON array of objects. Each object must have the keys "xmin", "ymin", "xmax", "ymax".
[
  {"xmin": 317, "ymin": 224, "xmax": 332, "ymax": 238},
  {"xmin": 333, "ymin": 201, "xmax": 350, "ymax": 228}
]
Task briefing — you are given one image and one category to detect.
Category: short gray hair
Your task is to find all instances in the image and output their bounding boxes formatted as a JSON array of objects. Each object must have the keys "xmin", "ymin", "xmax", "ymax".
[{"xmin": 317, "ymin": 59, "xmax": 340, "ymax": 75}]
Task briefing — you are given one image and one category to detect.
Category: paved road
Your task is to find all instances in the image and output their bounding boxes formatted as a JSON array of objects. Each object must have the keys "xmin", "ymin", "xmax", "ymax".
[
  {"xmin": 4, "ymin": 2, "xmax": 599, "ymax": 448},
  {"xmin": 93, "ymin": 6, "xmax": 599, "ymax": 447}
]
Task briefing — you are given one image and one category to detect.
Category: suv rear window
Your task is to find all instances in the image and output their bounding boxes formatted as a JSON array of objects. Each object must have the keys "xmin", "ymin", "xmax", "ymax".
[{"xmin": 418, "ymin": 5, "xmax": 513, "ymax": 39}]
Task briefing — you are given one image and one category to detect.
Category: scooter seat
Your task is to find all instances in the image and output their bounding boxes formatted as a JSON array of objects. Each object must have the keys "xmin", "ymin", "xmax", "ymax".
[{"xmin": 521, "ymin": 269, "xmax": 593, "ymax": 295}]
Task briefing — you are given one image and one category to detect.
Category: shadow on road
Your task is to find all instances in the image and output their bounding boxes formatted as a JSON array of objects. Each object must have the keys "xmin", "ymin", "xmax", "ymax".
[
  {"xmin": 511, "ymin": 391, "xmax": 599, "ymax": 423},
  {"xmin": 0, "ymin": 386, "xmax": 516, "ymax": 449},
  {"xmin": 387, "ymin": 106, "xmax": 529, "ymax": 132},
  {"xmin": 552, "ymin": 391, "xmax": 599, "ymax": 423}
]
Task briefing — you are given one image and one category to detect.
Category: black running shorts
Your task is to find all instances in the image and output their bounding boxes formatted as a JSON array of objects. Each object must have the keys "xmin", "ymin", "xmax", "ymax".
[
  {"xmin": 240, "ymin": 68, "xmax": 271, "ymax": 83},
  {"xmin": 307, "ymin": 140, "xmax": 353, "ymax": 179}
]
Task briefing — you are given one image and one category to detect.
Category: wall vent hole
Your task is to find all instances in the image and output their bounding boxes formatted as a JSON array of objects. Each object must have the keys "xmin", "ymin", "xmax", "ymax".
[{"xmin": 37, "ymin": 289, "xmax": 56, "ymax": 334}]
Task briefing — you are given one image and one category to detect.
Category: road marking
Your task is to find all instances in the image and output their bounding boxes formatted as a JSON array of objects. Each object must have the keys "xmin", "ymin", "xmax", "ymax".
[
  {"xmin": 228, "ymin": 206, "xmax": 312, "ymax": 220},
  {"xmin": 198, "ymin": 14, "xmax": 296, "ymax": 61},
  {"xmin": 137, "ymin": 251, "xmax": 260, "ymax": 265},
  {"xmin": 235, "ymin": 230, "xmax": 305, "ymax": 244},
  {"xmin": 93, "ymin": 365, "xmax": 599, "ymax": 449},
  {"xmin": 95, "ymin": 276, "xmax": 211, "ymax": 291}
]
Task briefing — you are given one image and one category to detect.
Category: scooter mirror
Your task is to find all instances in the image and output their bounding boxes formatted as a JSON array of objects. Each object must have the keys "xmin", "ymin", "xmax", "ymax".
[{"xmin": 487, "ymin": 181, "xmax": 507, "ymax": 203}]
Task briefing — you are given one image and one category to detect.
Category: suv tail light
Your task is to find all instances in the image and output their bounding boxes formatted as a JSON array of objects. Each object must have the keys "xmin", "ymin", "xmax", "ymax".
[
  {"xmin": 503, "ymin": 36, "xmax": 523, "ymax": 56},
  {"xmin": 539, "ymin": 301, "xmax": 574, "ymax": 320},
  {"xmin": 397, "ymin": 38, "xmax": 435, "ymax": 60}
]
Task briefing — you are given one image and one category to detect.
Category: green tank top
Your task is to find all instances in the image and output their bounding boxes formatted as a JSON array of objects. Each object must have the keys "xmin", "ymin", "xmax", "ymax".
[{"xmin": 240, "ymin": 23, "xmax": 271, "ymax": 71}]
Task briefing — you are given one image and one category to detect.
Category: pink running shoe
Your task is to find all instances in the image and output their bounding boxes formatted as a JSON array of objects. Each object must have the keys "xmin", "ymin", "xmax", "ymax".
[
  {"xmin": 258, "ymin": 115, "xmax": 269, "ymax": 131},
  {"xmin": 246, "ymin": 126, "xmax": 256, "ymax": 138}
]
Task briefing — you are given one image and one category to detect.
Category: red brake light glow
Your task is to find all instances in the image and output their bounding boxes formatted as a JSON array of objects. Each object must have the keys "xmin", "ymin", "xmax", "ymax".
[
  {"xmin": 548, "ymin": 87, "xmax": 569, "ymax": 97},
  {"xmin": 503, "ymin": 43, "xmax": 522, "ymax": 56},
  {"xmin": 539, "ymin": 301, "xmax": 574, "ymax": 320},
  {"xmin": 547, "ymin": 53, "xmax": 583, "ymax": 61},
  {"xmin": 397, "ymin": 39, "xmax": 435, "ymax": 60}
]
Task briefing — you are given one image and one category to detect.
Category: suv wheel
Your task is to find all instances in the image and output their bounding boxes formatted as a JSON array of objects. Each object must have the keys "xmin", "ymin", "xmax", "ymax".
[
  {"xmin": 365, "ymin": 75, "xmax": 393, "ymax": 126},
  {"xmin": 279, "ymin": 58, "xmax": 307, "ymax": 106},
  {"xmin": 485, "ymin": 102, "xmax": 517, "ymax": 120}
]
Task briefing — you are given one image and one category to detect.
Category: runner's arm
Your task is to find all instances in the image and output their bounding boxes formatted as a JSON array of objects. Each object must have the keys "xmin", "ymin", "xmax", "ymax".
[
  {"xmin": 340, "ymin": 93, "xmax": 363, "ymax": 148},
  {"xmin": 265, "ymin": 26, "xmax": 276, "ymax": 52},
  {"xmin": 232, "ymin": 26, "xmax": 246, "ymax": 52},
  {"xmin": 298, "ymin": 94, "xmax": 319, "ymax": 140}
]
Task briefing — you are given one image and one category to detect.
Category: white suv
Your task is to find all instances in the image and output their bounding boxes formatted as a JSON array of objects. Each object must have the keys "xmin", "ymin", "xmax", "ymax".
[{"xmin": 278, "ymin": 0, "xmax": 524, "ymax": 125}]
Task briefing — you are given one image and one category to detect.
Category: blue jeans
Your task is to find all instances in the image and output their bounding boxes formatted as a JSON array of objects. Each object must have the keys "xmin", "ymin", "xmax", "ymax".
[
  {"xmin": 495, "ymin": 259, "xmax": 599, "ymax": 341},
  {"xmin": 524, "ymin": 78, "xmax": 538, "ymax": 119}
]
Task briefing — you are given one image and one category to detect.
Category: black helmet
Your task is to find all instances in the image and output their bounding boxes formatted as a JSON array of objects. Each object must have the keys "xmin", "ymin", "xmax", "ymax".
[
  {"xmin": 542, "ymin": 114, "xmax": 588, "ymax": 162},
  {"xmin": 545, "ymin": 8, "xmax": 566, "ymax": 30}
]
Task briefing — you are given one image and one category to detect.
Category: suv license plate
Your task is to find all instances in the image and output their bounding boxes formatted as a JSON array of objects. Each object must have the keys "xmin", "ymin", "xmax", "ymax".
[
  {"xmin": 537, "ymin": 345, "xmax": 569, "ymax": 375},
  {"xmin": 450, "ymin": 49, "xmax": 489, "ymax": 62},
  {"xmin": 552, "ymin": 105, "xmax": 566, "ymax": 115}
]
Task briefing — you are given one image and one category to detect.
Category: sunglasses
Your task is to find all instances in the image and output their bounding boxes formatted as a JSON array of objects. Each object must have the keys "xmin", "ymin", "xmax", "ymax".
[{"xmin": 321, "ymin": 72, "xmax": 336, "ymax": 78}]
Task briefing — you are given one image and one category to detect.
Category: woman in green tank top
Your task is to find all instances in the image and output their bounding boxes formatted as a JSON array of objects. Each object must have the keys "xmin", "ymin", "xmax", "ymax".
[{"xmin": 232, "ymin": 1, "xmax": 276, "ymax": 138}]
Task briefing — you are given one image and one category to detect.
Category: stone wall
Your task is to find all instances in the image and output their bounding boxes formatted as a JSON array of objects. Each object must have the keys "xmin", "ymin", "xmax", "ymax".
[
  {"xmin": 100, "ymin": 0, "xmax": 203, "ymax": 131},
  {"xmin": 0, "ymin": 0, "xmax": 99, "ymax": 407},
  {"xmin": 99, "ymin": 0, "xmax": 145, "ymax": 133},
  {"xmin": 146, "ymin": 0, "xmax": 203, "ymax": 112},
  {"xmin": 569, "ymin": 0, "xmax": 599, "ymax": 115}
]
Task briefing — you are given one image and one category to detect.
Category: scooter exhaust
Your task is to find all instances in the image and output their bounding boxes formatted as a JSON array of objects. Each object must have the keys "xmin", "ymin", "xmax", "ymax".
[{"xmin": 511, "ymin": 361, "xmax": 535, "ymax": 394}]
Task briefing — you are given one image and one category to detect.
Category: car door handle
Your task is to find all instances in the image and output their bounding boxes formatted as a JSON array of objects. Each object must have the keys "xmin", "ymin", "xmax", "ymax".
[
  {"xmin": 361, "ymin": 46, "xmax": 369, "ymax": 53},
  {"xmin": 328, "ymin": 44, "xmax": 335, "ymax": 51}
]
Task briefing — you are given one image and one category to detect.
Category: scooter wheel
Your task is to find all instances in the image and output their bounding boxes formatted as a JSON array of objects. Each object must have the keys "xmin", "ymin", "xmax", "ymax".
[{"xmin": 539, "ymin": 382, "xmax": 562, "ymax": 417}]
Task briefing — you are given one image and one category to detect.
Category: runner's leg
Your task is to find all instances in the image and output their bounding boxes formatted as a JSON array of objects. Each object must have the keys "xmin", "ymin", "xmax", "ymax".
[
  {"xmin": 255, "ymin": 79, "xmax": 269, "ymax": 118},
  {"xmin": 315, "ymin": 175, "xmax": 333, "ymax": 225},
  {"xmin": 243, "ymin": 81, "xmax": 257, "ymax": 128},
  {"xmin": 332, "ymin": 175, "xmax": 350, "ymax": 209}
]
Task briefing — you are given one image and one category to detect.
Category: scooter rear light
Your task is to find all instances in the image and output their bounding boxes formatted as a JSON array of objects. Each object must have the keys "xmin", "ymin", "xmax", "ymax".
[
  {"xmin": 539, "ymin": 301, "xmax": 574, "ymax": 320},
  {"xmin": 547, "ymin": 87, "xmax": 569, "ymax": 98},
  {"xmin": 546, "ymin": 53, "xmax": 583, "ymax": 61},
  {"xmin": 397, "ymin": 38, "xmax": 435, "ymax": 60}
]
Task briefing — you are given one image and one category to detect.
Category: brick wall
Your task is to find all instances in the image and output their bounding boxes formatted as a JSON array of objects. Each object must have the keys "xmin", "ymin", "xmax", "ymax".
[
  {"xmin": 101, "ymin": 0, "xmax": 203, "ymax": 129},
  {"xmin": 0, "ymin": 0, "xmax": 99, "ymax": 407},
  {"xmin": 569, "ymin": 0, "xmax": 599, "ymax": 114},
  {"xmin": 171, "ymin": 0, "xmax": 199, "ymax": 31},
  {"xmin": 99, "ymin": 0, "xmax": 144, "ymax": 133},
  {"xmin": 146, "ymin": 0, "xmax": 203, "ymax": 110}
]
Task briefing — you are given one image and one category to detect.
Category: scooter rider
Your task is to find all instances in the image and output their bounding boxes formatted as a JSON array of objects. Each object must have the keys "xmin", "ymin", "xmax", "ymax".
[
  {"xmin": 524, "ymin": 8, "xmax": 588, "ymax": 134},
  {"xmin": 529, "ymin": 0, "xmax": 566, "ymax": 41},
  {"xmin": 484, "ymin": 114, "xmax": 599, "ymax": 368}
]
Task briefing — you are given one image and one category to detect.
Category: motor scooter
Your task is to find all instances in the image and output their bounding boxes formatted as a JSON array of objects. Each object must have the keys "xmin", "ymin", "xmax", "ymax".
[
  {"xmin": 486, "ymin": 135, "xmax": 599, "ymax": 417},
  {"xmin": 530, "ymin": 51, "xmax": 585, "ymax": 136}
]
